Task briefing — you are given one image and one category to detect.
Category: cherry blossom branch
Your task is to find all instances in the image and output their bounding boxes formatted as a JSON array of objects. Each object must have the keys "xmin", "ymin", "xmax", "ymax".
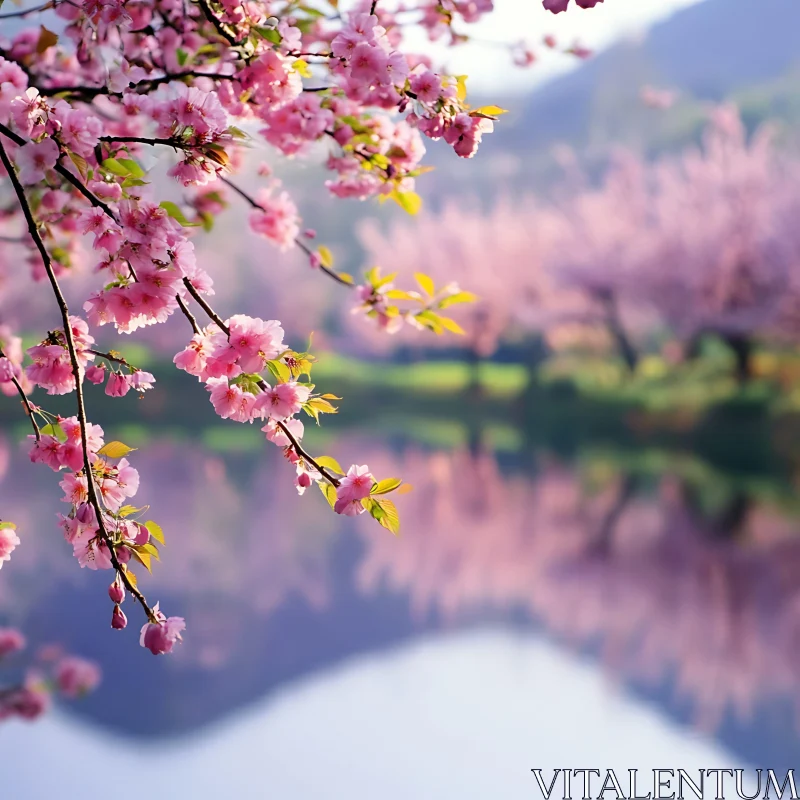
[
  {"xmin": 40, "ymin": 71, "xmax": 239, "ymax": 98},
  {"xmin": 194, "ymin": 0, "xmax": 241, "ymax": 47},
  {"xmin": 0, "ymin": 126, "xmax": 200, "ymax": 341},
  {"xmin": 0, "ymin": 1, "xmax": 53, "ymax": 18},
  {"xmin": 178, "ymin": 277, "xmax": 341, "ymax": 486},
  {"xmin": 181, "ymin": 277, "xmax": 230, "ymax": 334},
  {"xmin": 0, "ymin": 137, "xmax": 157, "ymax": 623},
  {"xmin": 217, "ymin": 175, "xmax": 354, "ymax": 288},
  {"xmin": 0, "ymin": 347, "xmax": 40, "ymax": 440}
]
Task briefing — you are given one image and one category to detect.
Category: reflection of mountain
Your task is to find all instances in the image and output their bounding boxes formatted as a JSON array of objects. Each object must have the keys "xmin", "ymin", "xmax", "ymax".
[{"xmin": 3, "ymin": 429, "xmax": 800, "ymax": 770}]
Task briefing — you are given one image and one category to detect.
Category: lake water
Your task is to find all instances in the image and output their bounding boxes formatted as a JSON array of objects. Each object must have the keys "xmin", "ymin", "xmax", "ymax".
[{"xmin": 0, "ymin": 402, "xmax": 797, "ymax": 797}]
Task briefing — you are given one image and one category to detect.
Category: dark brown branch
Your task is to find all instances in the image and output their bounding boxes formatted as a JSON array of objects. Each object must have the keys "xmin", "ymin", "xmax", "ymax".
[
  {"xmin": 0, "ymin": 136, "xmax": 156, "ymax": 623},
  {"xmin": 0, "ymin": 0, "xmax": 52, "ymax": 18}
]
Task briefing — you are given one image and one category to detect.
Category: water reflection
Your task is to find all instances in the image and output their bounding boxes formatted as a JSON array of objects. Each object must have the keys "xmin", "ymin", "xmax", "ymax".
[{"xmin": 0, "ymin": 423, "xmax": 797, "ymax": 767}]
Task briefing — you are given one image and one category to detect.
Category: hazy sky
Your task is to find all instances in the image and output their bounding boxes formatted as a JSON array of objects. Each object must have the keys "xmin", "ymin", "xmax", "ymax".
[{"xmin": 413, "ymin": 0, "xmax": 705, "ymax": 93}]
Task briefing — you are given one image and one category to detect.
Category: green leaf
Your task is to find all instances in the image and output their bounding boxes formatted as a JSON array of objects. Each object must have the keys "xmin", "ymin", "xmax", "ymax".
[
  {"xmin": 372, "ymin": 477, "xmax": 402, "ymax": 495},
  {"xmin": 118, "ymin": 504, "xmax": 148, "ymax": 518},
  {"xmin": 102, "ymin": 158, "xmax": 132, "ymax": 177},
  {"xmin": 315, "ymin": 456, "xmax": 345, "ymax": 474},
  {"xmin": 253, "ymin": 25, "xmax": 281, "ymax": 44},
  {"xmin": 266, "ymin": 359, "xmax": 291, "ymax": 383},
  {"xmin": 363, "ymin": 497, "xmax": 400, "ymax": 535},
  {"xmin": 318, "ymin": 481, "xmax": 337, "ymax": 508},
  {"xmin": 159, "ymin": 201, "xmax": 200, "ymax": 227},
  {"xmin": 97, "ymin": 440, "xmax": 136, "ymax": 459},
  {"xmin": 40, "ymin": 422, "xmax": 67, "ymax": 442},
  {"xmin": 117, "ymin": 158, "xmax": 145, "ymax": 178},
  {"xmin": 145, "ymin": 520, "xmax": 165, "ymax": 545},
  {"xmin": 439, "ymin": 291, "xmax": 478, "ymax": 308},
  {"xmin": 176, "ymin": 48, "xmax": 189, "ymax": 66},
  {"xmin": 414, "ymin": 272, "xmax": 435, "ymax": 297},
  {"xmin": 0, "ymin": 521, "xmax": 17, "ymax": 531}
]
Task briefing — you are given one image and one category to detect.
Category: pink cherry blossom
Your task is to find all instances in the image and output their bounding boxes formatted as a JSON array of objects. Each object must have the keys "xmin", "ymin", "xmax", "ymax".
[
  {"xmin": 0, "ymin": 628, "xmax": 25, "ymax": 659},
  {"xmin": 105, "ymin": 371, "xmax": 131, "ymax": 397},
  {"xmin": 15, "ymin": 138, "xmax": 59, "ymax": 185},
  {"xmin": 262, "ymin": 416, "xmax": 305, "ymax": 446},
  {"xmin": 140, "ymin": 605, "xmax": 185, "ymax": 655},
  {"xmin": 0, "ymin": 525, "xmax": 20, "ymax": 569},
  {"xmin": 206, "ymin": 377, "xmax": 258, "ymax": 422},
  {"xmin": 334, "ymin": 464, "xmax": 374, "ymax": 515},
  {"xmin": 254, "ymin": 381, "xmax": 311, "ymax": 421},
  {"xmin": 54, "ymin": 656, "xmax": 101, "ymax": 698}
]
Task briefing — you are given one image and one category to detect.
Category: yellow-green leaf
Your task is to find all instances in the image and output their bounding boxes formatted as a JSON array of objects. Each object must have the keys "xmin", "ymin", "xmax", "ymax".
[
  {"xmin": 40, "ymin": 422, "xmax": 66, "ymax": 441},
  {"xmin": 393, "ymin": 190, "xmax": 422, "ymax": 216},
  {"xmin": 437, "ymin": 315, "xmax": 466, "ymax": 335},
  {"xmin": 160, "ymin": 201, "xmax": 200, "ymax": 227},
  {"xmin": 315, "ymin": 456, "xmax": 345, "ymax": 474},
  {"xmin": 130, "ymin": 548, "xmax": 151, "ymax": 573},
  {"xmin": 145, "ymin": 520, "xmax": 165, "ymax": 545},
  {"xmin": 372, "ymin": 477, "xmax": 402, "ymax": 495},
  {"xmin": 414, "ymin": 272, "xmax": 435, "ymax": 297},
  {"xmin": 319, "ymin": 481, "xmax": 337, "ymax": 508},
  {"xmin": 293, "ymin": 59, "xmax": 312, "ymax": 78},
  {"xmin": 97, "ymin": 441, "xmax": 136, "ymax": 459},
  {"xmin": 266, "ymin": 359, "xmax": 291, "ymax": 383},
  {"xmin": 118, "ymin": 504, "xmax": 148, "ymax": 518},
  {"xmin": 471, "ymin": 105, "xmax": 508, "ymax": 117},
  {"xmin": 385, "ymin": 289, "xmax": 420, "ymax": 302},
  {"xmin": 318, "ymin": 245, "xmax": 334, "ymax": 268},
  {"xmin": 117, "ymin": 158, "xmax": 145, "ymax": 178},
  {"xmin": 439, "ymin": 291, "xmax": 478, "ymax": 308},
  {"xmin": 455, "ymin": 75, "xmax": 468, "ymax": 102},
  {"xmin": 365, "ymin": 497, "xmax": 400, "ymax": 535}
]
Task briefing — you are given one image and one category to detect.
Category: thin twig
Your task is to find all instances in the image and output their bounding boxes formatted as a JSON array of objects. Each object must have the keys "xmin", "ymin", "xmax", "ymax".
[
  {"xmin": 0, "ymin": 347, "xmax": 40, "ymax": 440},
  {"xmin": 218, "ymin": 175, "xmax": 354, "ymax": 288}
]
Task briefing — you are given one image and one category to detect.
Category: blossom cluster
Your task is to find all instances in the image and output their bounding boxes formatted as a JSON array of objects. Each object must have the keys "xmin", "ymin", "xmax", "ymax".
[
  {"xmin": 0, "ymin": 627, "xmax": 101, "ymax": 722},
  {"xmin": 0, "ymin": 0, "xmax": 609, "ymax": 658}
]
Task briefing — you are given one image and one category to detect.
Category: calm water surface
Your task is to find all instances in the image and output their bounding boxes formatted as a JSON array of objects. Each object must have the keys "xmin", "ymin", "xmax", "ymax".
[{"xmin": 0, "ymin": 408, "xmax": 796, "ymax": 797}]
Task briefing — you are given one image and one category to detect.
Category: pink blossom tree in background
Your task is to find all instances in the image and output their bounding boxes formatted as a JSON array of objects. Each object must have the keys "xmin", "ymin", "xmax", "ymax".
[{"xmin": 356, "ymin": 106, "xmax": 800, "ymax": 380}]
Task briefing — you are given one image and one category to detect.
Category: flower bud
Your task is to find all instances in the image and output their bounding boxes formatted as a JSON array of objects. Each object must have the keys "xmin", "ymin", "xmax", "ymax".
[
  {"xmin": 108, "ymin": 580, "xmax": 125, "ymax": 605},
  {"xmin": 111, "ymin": 605, "xmax": 127, "ymax": 630}
]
